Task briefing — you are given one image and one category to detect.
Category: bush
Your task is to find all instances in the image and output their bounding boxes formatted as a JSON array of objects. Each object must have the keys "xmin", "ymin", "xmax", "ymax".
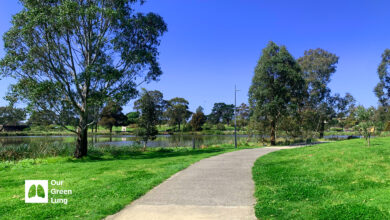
[
  {"xmin": 216, "ymin": 124, "xmax": 226, "ymax": 131},
  {"xmin": 182, "ymin": 124, "xmax": 192, "ymax": 132},
  {"xmin": 202, "ymin": 123, "xmax": 212, "ymax": 130},
  {"xmin": 329, "ymin": 127, "xmax": 343, "ymax": 132}
]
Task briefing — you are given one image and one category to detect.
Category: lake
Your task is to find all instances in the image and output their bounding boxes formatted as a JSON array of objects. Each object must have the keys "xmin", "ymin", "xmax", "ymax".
[
  {"xmin": 0, "ymin": 134, "xmax": 254, "ymax": 148},
  {"xmin": 0, "ymin": 134, "xmax": 356, "ymax": 148}
]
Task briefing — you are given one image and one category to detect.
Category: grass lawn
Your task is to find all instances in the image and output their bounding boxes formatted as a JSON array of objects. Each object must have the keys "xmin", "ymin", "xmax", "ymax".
[
  {"xmin": 0, "ymin": 146, "xmax": 239, "ymax": 219},
  {"xmin": 253, "ymin": 137, "xmax": 390, "ymax": 219}
]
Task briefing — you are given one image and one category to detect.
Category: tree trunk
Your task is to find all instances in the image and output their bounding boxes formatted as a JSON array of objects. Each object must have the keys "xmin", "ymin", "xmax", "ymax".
[
  {"xmin": 95, "ymin": 123, "xmax": 97, "ymax": 132},
  {"xmin": 270, "ymin": 120, "xmax": 276, "ymax": 146},
  {"xmin": 143, "ymin": 141, "xmax": 147, "ymax": 151},
  {"xmin": 178, "ymin": 122, "xmax": 181, "ymax": 131},
  {"xmin": 319, "ymin": 120, "xmax": 325, "ymax": 139},
  {"xmin": 110, "ymin": 126, "xmax": 112, "ymax": 134},
  {"xmin": 74, "ymin": 122, "xmax": 88, "ymax": 158},
  {"xmin": 192, "ymin": 135, "xmax": 195, "ymax": 149}
]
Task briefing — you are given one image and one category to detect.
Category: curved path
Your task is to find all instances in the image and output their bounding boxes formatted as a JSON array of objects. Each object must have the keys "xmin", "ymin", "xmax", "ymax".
[{"xmin": 106, "ymin": 147, "xmax": 296, "ymax": 220}]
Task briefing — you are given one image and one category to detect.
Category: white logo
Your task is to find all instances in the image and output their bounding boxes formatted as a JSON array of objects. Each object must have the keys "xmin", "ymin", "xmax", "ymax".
[{"xmin": 25, "ymin": 180, "xmax": 48, "ymax": 203}]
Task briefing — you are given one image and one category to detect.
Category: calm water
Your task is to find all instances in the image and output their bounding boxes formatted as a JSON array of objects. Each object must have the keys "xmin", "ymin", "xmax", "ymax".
[
  {"xmin": 0, "ymin": 134, "xmax": 356, "ymax": 148},
  {"xmin": 0, "ymin": 135, "xmax": 254, "ymax": 148}
]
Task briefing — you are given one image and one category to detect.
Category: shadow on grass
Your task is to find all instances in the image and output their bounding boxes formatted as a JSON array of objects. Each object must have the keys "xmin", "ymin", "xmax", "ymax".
[{"xmin": 69, "ymin": 147, "xmax": 230, "ymax": 163}]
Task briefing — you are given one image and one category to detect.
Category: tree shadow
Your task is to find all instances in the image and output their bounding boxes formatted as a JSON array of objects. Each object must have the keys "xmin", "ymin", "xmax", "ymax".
[{"xmin": 68, "ymin": 147, "xmax": 229, "ymax": 163}]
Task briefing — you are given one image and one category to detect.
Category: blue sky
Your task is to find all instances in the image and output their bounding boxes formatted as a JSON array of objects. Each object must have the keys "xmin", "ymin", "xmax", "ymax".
[{"xmin": 0, "ymin": 0, "xmax": 388, "ymax": 114}]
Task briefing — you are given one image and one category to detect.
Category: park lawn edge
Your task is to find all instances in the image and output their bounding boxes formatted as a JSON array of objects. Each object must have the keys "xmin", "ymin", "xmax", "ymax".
[{"xmin": 252, "ymin": 137, "xmax": 390, "ymax": 219}]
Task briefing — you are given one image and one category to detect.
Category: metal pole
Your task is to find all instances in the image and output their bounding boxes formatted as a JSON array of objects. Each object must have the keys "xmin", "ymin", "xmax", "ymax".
[{"xmin": 234, "ymin": 85, "xmax": 238, "ymax": 148}]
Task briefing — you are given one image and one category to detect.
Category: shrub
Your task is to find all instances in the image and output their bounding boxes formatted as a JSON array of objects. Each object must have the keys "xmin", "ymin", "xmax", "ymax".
[
  {"xmin": 329, "ymin": 127, "xmax": 343, "ymax": 132},
  {"xmin": 216, "ymin": 124, "xmax": 226, "ymax": 131}
]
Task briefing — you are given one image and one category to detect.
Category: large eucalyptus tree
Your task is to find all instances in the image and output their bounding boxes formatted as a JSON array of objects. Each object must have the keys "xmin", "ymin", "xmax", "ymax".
[
  {"xmin": 298, "ymin": 48, "xmax": 339, "ymax": 138},
  {"xmin": 0, "ymin": 0, "xmax": 167, "ymax": 157},
  {"xmin": 249, "ymin": 41, "xmax": 306, "ymax": 145}
]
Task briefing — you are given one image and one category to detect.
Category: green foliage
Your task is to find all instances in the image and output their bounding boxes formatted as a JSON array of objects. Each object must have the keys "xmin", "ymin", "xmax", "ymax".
[
  {"xmin": 126, "ymin": 111, "xmax": 140, "ymax": 125},
  {"xmin": 329, "ymin": 127, "xmax": 343, "ymax": 132},
  {"xmin": 135, "ymin": 89, "xmax": 159, "ymax": 149},
  {"xmin": 298, "ymin": 48, "xmax": 339, "ymax": 137},
  {"xmin": 0, "ymin": 106, "xmax": 26, "ymax": 125},
  {"xmin": 216, "ymin": 124, "xmax": 226, "ymax": 131},
  {"xmin": 375, "ymin": 49, "xmax": 390, "ymax": 106},
  {"xmin": 27, "ymin": 110, "xmax": 55, "ymax": 126},
  {"xmin": 249, "ymin": 41, "xmax": 306, "ymax": 145},
  {"xmin": 253, "ymin": 137, "xmax": 390, "ymax": 219},
  {"xmin": 354, "ymin": 106, "xmax": 375, "ymax": 146},
  {"xmin": 190, "ymin": 106, "xmax": 207, "ymax": 131},
  {"xmin": 164, "ymin": 97, "xmax": 191, "ymax": 131},
  {"xmin": 236, "ymin": 103, "xmax": 250, "ymax": 128},
  {"xmin": 208, "ymin": 103, "xmax": 234, "ymax": 125},
  {"xmin": 98, "ymin": 102, "xmax": 127, "ymax": 133},
  {"xmin": 134, "ymin": 90, "xmax": 166, "ymax": 125},
  {"xmin": 0, "ymin": 0, "xmax": 167, "ymax": 157}
]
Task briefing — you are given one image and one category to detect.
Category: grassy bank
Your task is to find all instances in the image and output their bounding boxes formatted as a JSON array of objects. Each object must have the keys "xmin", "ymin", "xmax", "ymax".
[
  {"xmin": 0, "ymin": 145, "xmax": 243, "ymax": 219},
  {"xmin": 253, "ymin": 137, "xmax": 390, "ymax": 219}
]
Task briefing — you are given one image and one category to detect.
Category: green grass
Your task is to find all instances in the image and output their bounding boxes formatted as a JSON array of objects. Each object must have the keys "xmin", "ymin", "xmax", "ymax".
[
  {"xmin": 253, "ymin": 137, "xmax": 390, "ymax": 219},
  {"xmin": 0, "ymin": 145, "xmax": 241, "ymax": 220}
]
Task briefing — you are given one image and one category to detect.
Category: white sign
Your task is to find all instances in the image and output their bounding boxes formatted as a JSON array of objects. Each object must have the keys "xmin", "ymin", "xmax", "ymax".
[{"xmin": 25, "ymin": 180, "xmax": 48, "ymax": 203}]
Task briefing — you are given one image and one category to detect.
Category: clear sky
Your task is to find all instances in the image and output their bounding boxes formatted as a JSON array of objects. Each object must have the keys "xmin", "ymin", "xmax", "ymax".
[{"xmin": 0, "ymin": 0, "xmax": 389, "ymax": 114}]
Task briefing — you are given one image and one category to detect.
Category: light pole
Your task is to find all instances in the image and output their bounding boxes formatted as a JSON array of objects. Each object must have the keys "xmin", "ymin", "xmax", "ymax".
[{"xmin": 234, "ymin": 85, "xmax": 240, "ymax": 148}]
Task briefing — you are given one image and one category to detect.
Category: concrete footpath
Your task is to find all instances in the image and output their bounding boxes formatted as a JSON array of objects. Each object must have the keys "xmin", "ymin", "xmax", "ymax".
[{"xmin": 106, "ymin": 147, "xmax": 296, "ymax": 220}]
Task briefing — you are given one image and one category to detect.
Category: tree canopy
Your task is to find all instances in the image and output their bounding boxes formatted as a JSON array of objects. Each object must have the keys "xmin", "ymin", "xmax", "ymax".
[
  {"xmin": 298, "ymin": 48, "xmax": 339, "ymax": 138},
  {"xmin": 249, "ymin": 41, "xmax": 306, "ymax": 145},
  {"xmin": 164, "ymin": 97, "xmax": 191, "ymax": 131},
  {"xmin": 134, "ymin": 90, "xmax": 166, "ymax": 125},
  {"xmin": 135, "ymin": 89, "xmax": 159, "ymax": 150},
  {"xmin": 190, "ymin": 106, "xmax": 207, "ymax": 131},
  {"xmin": 98, "ymin": 101, "xmax": 127, "ymax": 133},
  {"xmin": 208, "ymin": 103, "xmax": 234, "ymax": 125},
  {"xmin": 0, "ymin": 106, "xmax": 26, "ymax": 125},
  {"xmin": 375, "ymin": 49, "xmax": 390, "ymax": 106}
]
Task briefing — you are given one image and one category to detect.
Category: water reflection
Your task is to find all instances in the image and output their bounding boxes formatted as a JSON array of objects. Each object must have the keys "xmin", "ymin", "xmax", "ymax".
[
  {"xmin": 0, "ymin": 134, "xmax": 357, "ymax": 148},
  {"xmin": 0, "ymin": 135, "xmax": 249, "ymax": 148}
]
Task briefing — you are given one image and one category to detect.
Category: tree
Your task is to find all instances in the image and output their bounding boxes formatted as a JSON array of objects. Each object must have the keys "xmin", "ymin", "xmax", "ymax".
[
  {"xmin": 99, "ymin": 102, "xmax": 128, "ymax": 133},
  {"xmin": 0, "ymin": 106, "xmax": 26, "ymax": 125},
  {"xmin": 0, "ymin": 0, "xmax": 167, "ymax": 158},
  {"xmin": 375, "ymin": 49, "xmax": 390, "ymax": 106},
  {"xmin": 190, "ymin": 106, "xmax": 207, "ymax": 131},
  {"xmin": 27, "ymin": 110, "xmax": 55, "ymax": 126},
  {"xmin": 298, "ymin": 48, "xmax": 339, "ymax": 138},
  {"xmin": 126, "ymin": 112, "xmax": 140, "ymax": 125},
  {"xmin": 249, "ymin": 41, "xmax": 306, "ymax": 145},
  {"xmin": 236, "ymin": 103, "xmax": 250, "ymax": 128},
  {"xmin": 165, "ymin": 97, "xmax": 191, "ymax": 131},
  {"xmin": 354, "ymin": 106, "xmax": 375, "ymax": 147},
  {"xmin": 208, "ymin": 103, "xmax": 234, "ymax": 125},
  {"xmin": 134, "ymin": 90, "xmax": 166, "ymax": 125},
  {"xmin": 374, "ymin": 106, "xmax": 390, "ymax": 132},
  {"xmin": 135, "ymin": 89, "xmax": 159, "ymax": 151},
  {"xmin": 333, "ymin": 93, "xmax": 356, "ymax": 130}
]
